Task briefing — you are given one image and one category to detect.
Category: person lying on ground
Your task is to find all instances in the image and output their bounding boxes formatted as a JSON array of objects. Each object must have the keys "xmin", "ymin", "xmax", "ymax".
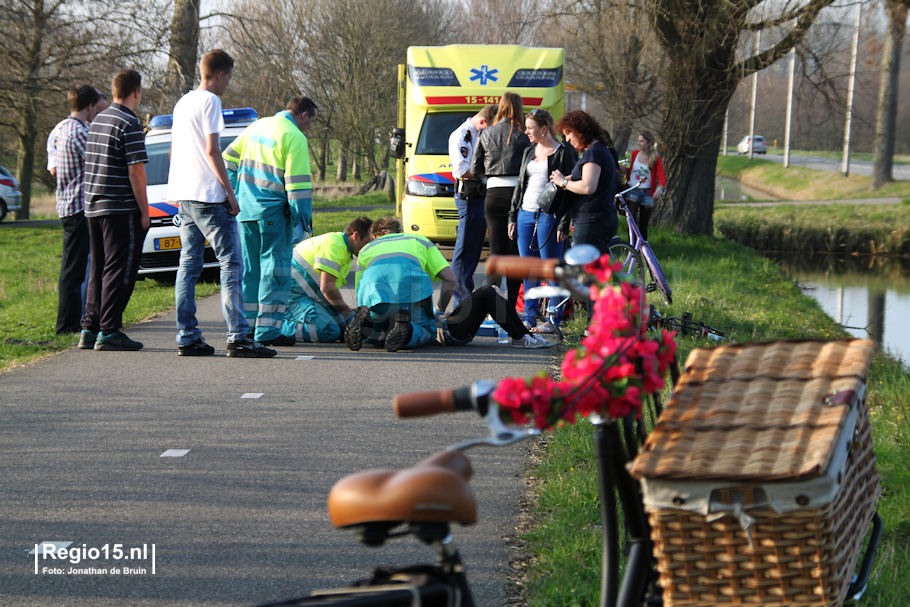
[
  {"xmin": 437, "ymin": 284, "xmax": 555, "ymax": 349},
  {"xmin": 345, "ymin": 217, "xmax": 553, "ymax": 352}
]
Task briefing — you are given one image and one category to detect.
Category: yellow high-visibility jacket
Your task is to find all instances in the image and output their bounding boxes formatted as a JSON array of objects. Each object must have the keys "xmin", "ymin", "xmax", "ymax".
[{"xmin": 223, "ymin": 111, "xmax": 312, "ymax": 231}]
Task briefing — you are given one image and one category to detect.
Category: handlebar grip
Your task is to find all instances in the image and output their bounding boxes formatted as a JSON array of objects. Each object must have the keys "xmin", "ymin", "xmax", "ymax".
[
  {"xmin": 394, "ymin": 385, "xmax": 474, "ymax": 418},
  {"xmin": 486, "ymin": 255, "xmax": 558, "ymax": 280}
]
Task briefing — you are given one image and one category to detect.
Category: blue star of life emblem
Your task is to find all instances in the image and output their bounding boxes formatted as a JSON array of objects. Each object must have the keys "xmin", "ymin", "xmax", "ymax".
[{"xmin": 469, "ymin": 65, "xmax": 499, "ymax": 85}]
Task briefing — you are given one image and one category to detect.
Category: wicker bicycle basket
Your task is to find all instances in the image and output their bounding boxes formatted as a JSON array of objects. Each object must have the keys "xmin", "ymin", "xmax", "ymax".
[{"xmin": 628, "ymin": 339, "xmax": 880, "ymax": 607}]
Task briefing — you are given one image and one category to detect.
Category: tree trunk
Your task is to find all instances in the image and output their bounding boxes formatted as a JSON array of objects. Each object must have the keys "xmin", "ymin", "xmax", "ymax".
[
  {"xmin": 653, "ymin": 78, "xmax": 734, "ymax": 235},
  {"xmin": 164, "ymin": 0, "xmax": 201, "ymax": 106},
  {"xmin": 15, "ymin": 104, "xmax": 37, "ymax": 220},
  {"xmin": 352, "ymin": 155, "xmax": 361, "ymax": 180},
  {"xmin": 612, "ymin": 124, "xmax": 633, "ymax": 162},
  {"xmin": 319, "ymin": 138, "xmax": 328, "ymax": 181},
  {"xmin": 647, "ymin": 0, "xmax": 831, "ymax": 234},
  {"xmin": 336, "ymin": 145, "xmax": 348, "ymax": 181},
  {"xmin": 871, "ymin": 0, "xmax": 907, "ymax": 190},
  {"xmin": 15, "ymin": 6, "xmax": 45, "ymax": 221},
  {"xmin": 657, "ymin": 140, "xmax": 721, "ymax": 236}
]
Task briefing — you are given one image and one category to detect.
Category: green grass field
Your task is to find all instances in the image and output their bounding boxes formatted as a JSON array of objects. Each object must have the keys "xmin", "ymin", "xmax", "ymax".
[
  {"xmin": 716, "ymin": 156, "xmax": 910, "ymax": 202},
  {"xmin": 0, "ymin": 209, "xmax": 373, "ymax": 372},
  {"xmin": 715, "ymin": 201, "xmax": 910, "ymax": 256},
  {"xmin": 519, "ymin": 228, "xmax": 908, "ymax": 606}
]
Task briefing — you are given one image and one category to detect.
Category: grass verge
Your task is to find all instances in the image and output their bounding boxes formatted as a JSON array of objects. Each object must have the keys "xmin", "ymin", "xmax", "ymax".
[
  {"xmin": 0, "ymin": 225, "xmax": 220, "ymax": 372},
  {"xmin": 0, "ymin": 210, "xmax": 363, "ymax": 373},
  {"xmin": 520, "ymin": 229, "xmax": 908, "ymax": 606},
  {"xmin": 715, "ymin": 202, "xmax": 910, "ymax": 256},
  {"xmin": 312, "ymin": 190, "xmax": 393, "ymax": 209},
  {"xmin": 716, "ymin": 156, "xmax": 910, "ymax": 201}
]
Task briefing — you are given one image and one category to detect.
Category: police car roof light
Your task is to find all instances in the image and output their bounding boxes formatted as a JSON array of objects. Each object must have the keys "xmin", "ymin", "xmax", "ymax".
[
  {"xmin": 223, "ymin": 107, "xmax": 258, "ymax": 124},
  {"xmin": 148, "ymin": 107, "xmax": 258, "ymax": 130},
  {"xmin": 148, "ymin": 114, "xmax": 173, "ymax": 129}
]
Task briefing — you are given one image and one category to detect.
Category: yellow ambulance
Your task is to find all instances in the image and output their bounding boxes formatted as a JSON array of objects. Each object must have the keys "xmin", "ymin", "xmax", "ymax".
[{"xmin": 391, "ymin": 45, "xmax": 565, "ymax": 242}]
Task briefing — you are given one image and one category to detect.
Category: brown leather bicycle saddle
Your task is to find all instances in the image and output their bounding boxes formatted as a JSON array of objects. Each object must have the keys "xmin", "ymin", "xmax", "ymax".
[{"xmin": 328, "ymin": 450, "xmax": 477, "ymax": 528}]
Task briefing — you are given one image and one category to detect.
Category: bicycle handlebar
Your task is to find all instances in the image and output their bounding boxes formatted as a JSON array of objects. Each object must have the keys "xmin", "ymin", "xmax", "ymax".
[
  {"xmin": 485, "ymin": 255, "xmax": 558, "ymax": 280},
  {"xmin": 394, "ymin": 381, "xmax": 495, "ymax": 419},
  {"xmin": 394, "ymin": 385, "xmax": 472, "ymax": 418},
  {"xmin": 617, "ymin": 179, "xmax": 645, "ymax": 199}
]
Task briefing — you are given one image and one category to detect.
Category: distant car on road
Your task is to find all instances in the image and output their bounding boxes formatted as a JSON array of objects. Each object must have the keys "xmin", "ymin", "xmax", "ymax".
[
  {"xmin": 0, "ymin": 164, "xmax": 22, "ymax": 222},
  {"xmin": 737, "ymin": 135, "xmax": 767, "ymax": 155},
  {"xmin": 140, "ymin": 107, "xmax": 258, "ymax": 275}
]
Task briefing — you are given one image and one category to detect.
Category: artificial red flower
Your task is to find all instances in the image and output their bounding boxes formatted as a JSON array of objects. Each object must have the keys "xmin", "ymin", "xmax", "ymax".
[{"xmin": 493, "ymin": 253, "xmax": 677, "ymax": 430}]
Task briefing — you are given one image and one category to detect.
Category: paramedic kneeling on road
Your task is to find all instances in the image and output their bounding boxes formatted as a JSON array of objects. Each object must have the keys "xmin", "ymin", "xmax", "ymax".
[
  {"xmin": 280, "ymin": 216, "xmax": 373, "ymax": 343},
  {"xmin": 344, "ymin": 217, "xmax": 459, "ymax": 353}
]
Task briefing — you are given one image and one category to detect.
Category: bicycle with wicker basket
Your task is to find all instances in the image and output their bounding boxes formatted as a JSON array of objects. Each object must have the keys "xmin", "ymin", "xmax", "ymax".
[{"xmin": 256, "ymin": 247, "xmax": 882, "ymax": 607}]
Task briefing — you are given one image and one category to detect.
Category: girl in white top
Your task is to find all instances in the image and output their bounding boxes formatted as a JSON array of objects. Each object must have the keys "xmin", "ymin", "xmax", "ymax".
[
  {"xmin": 624, "ymin": 131, "xmax": 666, "ymax": 240},
  {"xmin": 507, "ymin": 109, "xmax": 577, "ymax": 332}
]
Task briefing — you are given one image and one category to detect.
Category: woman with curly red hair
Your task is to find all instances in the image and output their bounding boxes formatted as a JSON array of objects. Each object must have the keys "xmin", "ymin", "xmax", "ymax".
[{"xmin": 550, "ymin": 110, "xmax": 618, "ymax": 254}]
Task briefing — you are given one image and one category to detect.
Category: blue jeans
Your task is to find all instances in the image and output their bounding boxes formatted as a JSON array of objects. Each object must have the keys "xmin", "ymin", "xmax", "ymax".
[
  {"xmin": 516, "ymin": 209, "xmax": 564, "ymax": 324},
  {"xmin": 626, "ymin": 189, "xmax": 655, "ymax": 208},
  {"xmin": 175, "ymin": 200, "xmax": 249, "ymax": 345},
  {"xmin": 450, "ymin": 193, "xmax": 486, "ymax": 309},
  {"xmin": 625, "ymin": 189, "xmax": 655, "ymax": 240}
]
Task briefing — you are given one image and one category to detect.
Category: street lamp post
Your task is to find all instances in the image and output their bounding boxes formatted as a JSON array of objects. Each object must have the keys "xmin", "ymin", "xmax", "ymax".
[
  {"xmin": 784, "ymin": 48, "xmax": 796, "ymax": 168},
  {"xmin": 748, "ymin": 30, "xmax": 761, "ymax": 160},
  {"xmin": 841, "ymin": 4, "xmax": 861, "ymax": 177}
]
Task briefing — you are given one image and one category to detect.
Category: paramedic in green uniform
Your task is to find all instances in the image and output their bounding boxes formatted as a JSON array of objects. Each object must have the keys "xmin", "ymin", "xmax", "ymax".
[
  {"xmin": 223, "ymin": 96, "xmax": 317, "ymax": 346},
  {"xmin": 280, "ymin": 216, "xmax": 373, "ymax": 343},
  {"xmin": 345, "ymin": 217, "xmax": 459, "ymax": 352}
]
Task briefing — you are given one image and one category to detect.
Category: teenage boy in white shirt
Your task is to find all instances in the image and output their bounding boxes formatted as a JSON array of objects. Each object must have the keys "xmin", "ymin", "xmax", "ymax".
[{"xmin": 168, "ymin": 49, "xmax": 275, "ymax": 358}]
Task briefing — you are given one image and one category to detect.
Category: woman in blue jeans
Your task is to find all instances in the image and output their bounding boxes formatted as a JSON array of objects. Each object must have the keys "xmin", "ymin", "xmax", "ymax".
[
  {"xmin": 550, "ymin": 110, "xmax": 619, "ymax": 255},
  {"xmin": 507, "ymin": 109, "xmax": 577, "ymax": 332}
]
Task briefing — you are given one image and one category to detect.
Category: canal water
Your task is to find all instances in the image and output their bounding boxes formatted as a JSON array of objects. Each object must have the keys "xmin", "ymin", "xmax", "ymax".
[
  {"xmin": 764, "ymin": 252, "xmax": 910, "ymax": 367},
  {"xmin": 715, "ymin": 177, "xmax": 778, "ymax": 201}
]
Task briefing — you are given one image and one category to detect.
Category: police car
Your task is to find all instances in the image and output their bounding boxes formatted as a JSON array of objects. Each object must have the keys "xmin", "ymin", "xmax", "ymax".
[
  {"xmin": 0, "ymin": 164, "xmax": 22, "ymax": 222},
  {"xmin": 139, "ymin": 107, "xmax": 257, "ymax": 275}
]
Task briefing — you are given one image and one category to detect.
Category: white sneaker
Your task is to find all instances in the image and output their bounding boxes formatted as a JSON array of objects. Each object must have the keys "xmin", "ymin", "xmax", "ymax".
[{"xmin": 512, "ymin": 333, "xmax": 556, "ymax": 349}]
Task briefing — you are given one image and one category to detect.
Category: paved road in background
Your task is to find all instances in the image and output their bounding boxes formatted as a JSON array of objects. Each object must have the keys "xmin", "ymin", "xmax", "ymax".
[
  {"xmin": 1, "ymin": 276, "xmax": 551, "ymax": 606},
  {"xmin": 750, "ymin": 152, "xmax": 910, "ymax": 180}
]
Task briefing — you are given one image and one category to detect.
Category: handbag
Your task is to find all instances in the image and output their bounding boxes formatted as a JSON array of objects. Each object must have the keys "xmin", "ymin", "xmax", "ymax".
[{"xmin": 536, "ymin": 181, "xmax": 560, "ymax": 214}]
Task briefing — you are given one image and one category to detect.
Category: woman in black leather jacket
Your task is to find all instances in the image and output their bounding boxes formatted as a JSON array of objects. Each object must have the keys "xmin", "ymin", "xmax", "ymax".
[
  {"xmin": 506, "ymin": 109, "xmax": 576, "ymax": 332},
  {"xmin": 470, "ymin": 92, "xmax": 530, "ymax": 310}
]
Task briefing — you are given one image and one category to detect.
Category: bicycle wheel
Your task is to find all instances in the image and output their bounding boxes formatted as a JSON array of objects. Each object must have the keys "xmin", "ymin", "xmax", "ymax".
[
  {"xmin": 258, "ymin": 583, "xmax": 458, "ymax": 606},
  {"xmin": 607, "ymin": 240, "xmax": 647, "ymax": 320},
  {"xmin": 639, "ymin": 243, "xmax": 672, "ymax": 306}
]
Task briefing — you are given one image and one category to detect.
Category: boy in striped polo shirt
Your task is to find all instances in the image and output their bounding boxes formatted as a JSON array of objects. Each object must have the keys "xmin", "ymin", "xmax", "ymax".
[{"xmin": 81, "ymin": 69, "xmax": 149, "ymax": 351}]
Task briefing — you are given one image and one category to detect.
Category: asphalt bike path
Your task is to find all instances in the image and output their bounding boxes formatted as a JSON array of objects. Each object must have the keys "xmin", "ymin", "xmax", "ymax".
[{"xmin": 1, "ymin": 278, "xmax": 553, "ymax": 606}]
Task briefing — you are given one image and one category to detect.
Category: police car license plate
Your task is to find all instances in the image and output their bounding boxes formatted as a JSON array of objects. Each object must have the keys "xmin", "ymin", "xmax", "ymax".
[{"xmin": 155, "ymin": 236, "xmax": 182, "ymax": 251}]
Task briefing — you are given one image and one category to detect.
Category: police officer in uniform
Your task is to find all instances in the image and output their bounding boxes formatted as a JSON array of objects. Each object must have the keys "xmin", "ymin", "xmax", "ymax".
[{"xmin": 447, "ymin": 104, "xmax": 497, "ymax": 309}]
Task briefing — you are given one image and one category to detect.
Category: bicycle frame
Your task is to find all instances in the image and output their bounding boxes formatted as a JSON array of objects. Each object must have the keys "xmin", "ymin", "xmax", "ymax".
[
  {"xmin": 592, "ymin": 415, "xmax": 660, "ymax": 607},
  {"xmin": 612, "ymin": 182, "xmax": 672, "ymax": 308}
]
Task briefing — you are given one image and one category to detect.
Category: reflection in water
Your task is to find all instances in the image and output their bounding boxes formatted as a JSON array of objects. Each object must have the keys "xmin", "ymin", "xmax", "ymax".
[
  {"xmin": 765, "ymin": 252, "xmax": 910, "ymax": 366},
  {"xmin": 715, "ymin": 177, "xmax": 780, "ymax": 201}
]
